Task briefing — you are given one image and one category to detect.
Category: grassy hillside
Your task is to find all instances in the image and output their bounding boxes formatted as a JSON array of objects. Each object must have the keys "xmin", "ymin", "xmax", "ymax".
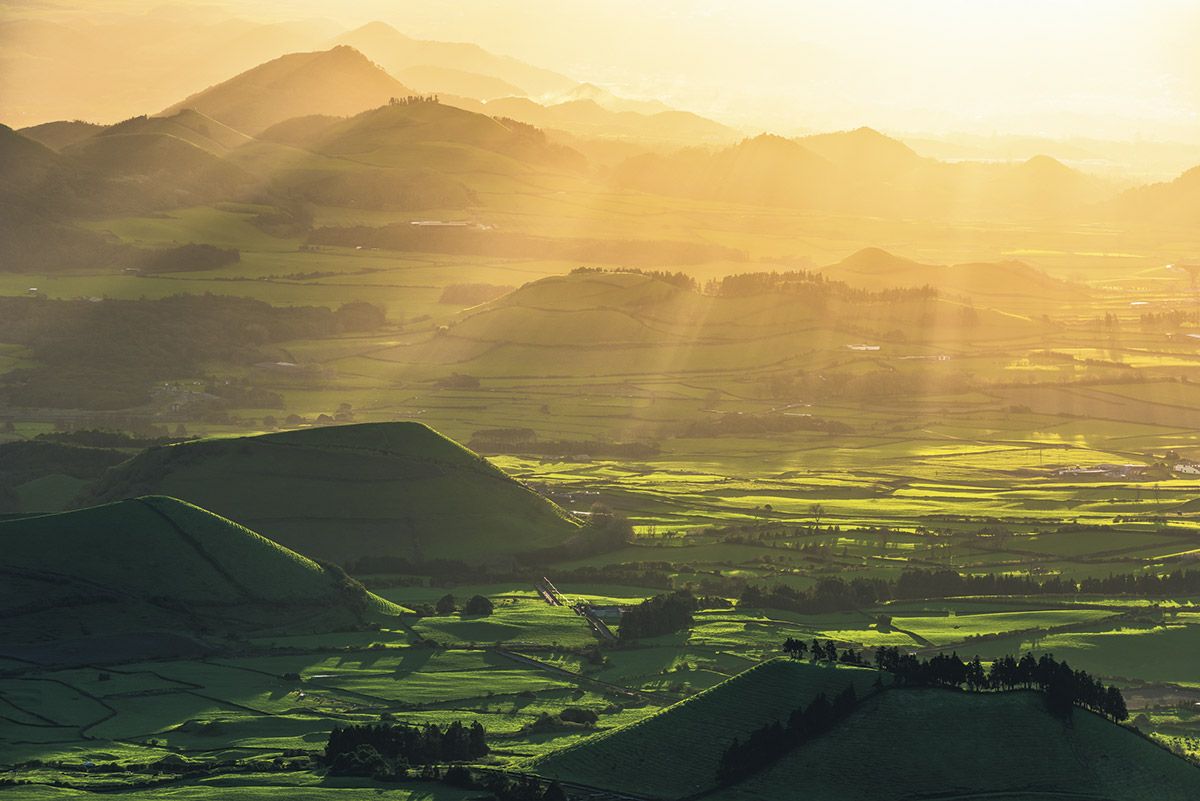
[
  {"xmin": 712, "ymin": 688, "xmax": 1200, "ymax": 801},
  {"xmin": 164, "ymin": 46, "xmax": 414, "ymax": 135},
  {"xmin": 83, "ymin": 422, "xmax": 580, "ymax": 565},
  {"xmin": 0, "ymin": 496, "xmax": 405, "ymax": 654},
  {"xmin": 526, "ymin": 659, "xmax": 876, "ymax": 798}
]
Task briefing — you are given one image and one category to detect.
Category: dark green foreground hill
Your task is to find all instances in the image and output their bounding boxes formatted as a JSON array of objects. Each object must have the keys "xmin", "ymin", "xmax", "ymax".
[
  {"xmin": 83, "ymin": 422, "xmax": 580, "ymax": 565},
  {"xmin": 712, "ymin": 688, "xmax": 1200, "ymax": 801},
  {"xmin": 529, "ymin": 660, "xmax": 1200, "ymax": 801},
  {"xmin": 0, "ymin": 496, "xmax": 404, "ymax": 663},
  {"xmin": 527, "ymin": 659, "xmax": 876, "ymax": 799}
]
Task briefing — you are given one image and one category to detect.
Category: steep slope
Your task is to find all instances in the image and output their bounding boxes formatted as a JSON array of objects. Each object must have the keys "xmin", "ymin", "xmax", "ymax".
[
  {"xmin": 334, "ymin": 21, "xmax": 576, "ymax": 97},
  {"xmin": 471, "ymin": 96, "xmax": 736, "ymax": 144},
  {"xmin": 163, "ymin": 46, "xmax": 413, "ymax": 135},
  {"xmin": 82, "ymin": 422, "xmax": 580, "ymax": 565},
  {"xmin": 712, "ymin": 688, "xmax": 1200, "ymax": 801},
  {"xmin": 0, "ymin": 496, "xmax": 405, "ymax": 659},
  {"xmin": 527, "ymin": 660, "xmax": 875, "ymax": 799}
]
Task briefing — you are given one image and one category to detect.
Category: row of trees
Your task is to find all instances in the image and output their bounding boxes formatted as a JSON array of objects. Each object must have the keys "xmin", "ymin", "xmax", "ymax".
[
  {"xmin": 324, "ymin": 721, "xmax": 487, "ymax": 777},
  {"xmin": 783, "ymin": 637, "xmax": 863, "ymax": 665},
  {"xmin": 742, "ymin": 567, "xmax": 1200, "ymax": 616},
  {"xmin": 872, "ymin": 647, "xmax": 1127, "ymax": 721},
  {"xmin": 716, "ymin": 685, "xmax": 859, "ymax": 785}
]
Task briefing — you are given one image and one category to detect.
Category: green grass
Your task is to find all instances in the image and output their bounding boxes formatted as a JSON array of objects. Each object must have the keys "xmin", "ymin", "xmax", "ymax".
[
  {"xmin": 0, "ymin": 496, "xmax": 405, "ymax": 645},
  {"xmin": 711, "ymin": 688, "xmax": 1200, "ymax": 801},
  {"xmin": 526, "ymin": 658, "xmax": 876, "ymax": 798},
  {"xmin": 84, "ymin": 422, "xmax": 580, "ymax": 565}
]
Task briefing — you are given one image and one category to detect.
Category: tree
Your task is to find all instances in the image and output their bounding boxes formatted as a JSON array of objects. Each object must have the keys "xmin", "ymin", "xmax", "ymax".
[
  {"xmin": 464, "ymin": 595, "xmax": 494, "ymax": 616},
  {"xmin": 435, "ymin": 594, "xmax": 457, "ymax": 615}
]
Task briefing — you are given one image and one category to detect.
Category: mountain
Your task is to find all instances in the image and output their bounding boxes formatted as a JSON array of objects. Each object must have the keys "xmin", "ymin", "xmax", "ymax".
[
  {"xmin": 613, "ymin": 132, "xmax": 1108, "ymax": 219},
  {"xmin": 0, "ymin": 496, "xmax": 405, "ymax": 662},
  {"xmin": 163, "ymin": 46, "xmax": 413, "ymax": 135},
  {"xmin": 709, "ymin": 688, "xmax": 1200, "ymax": 801},
  {"xmin": 798, "ymin": 126, "xmax": 925, "ymax": 177},
  {"xmin": 17, "ymin": 120, "xmax": 108, "ymax": 151},
  {"xmin": 82, "ymin": 423, "xmax": 580, "ymax": 566},
  {"xmin": 1113, "ymin": 164, "xmax": 1200, "ymax": 225},
  {"xmin": 333, "ymin": 21, "xmax": 576, "ymax": 97},
  {"xmin": 397, "ymin": 64, "xmax": 527, "ymax": 100},
  {"xmin": 615, "ymin": 134, "xmax": 832, "ymax": 206},
  {"xmin": 822, "ymin": 247, "xmax": 1083, "ymax": 300},
  {"xmin": 0, "ymin": 14, "xmax": 340, "ymax": 127}
]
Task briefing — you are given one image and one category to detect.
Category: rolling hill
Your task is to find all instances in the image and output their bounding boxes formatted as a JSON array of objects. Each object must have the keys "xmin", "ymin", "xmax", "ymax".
[
  {"xmin": 527, "ymin": 659, "xmax": 876, "ymax": 798},
  {"xmin": 0, "ymin": 496, "xmax": 405, "ymax": 661},
  {"xmin": 163, "ymin": 46, "xmax": 414, "ymax": 135},
  {"xmin": 711, "ymin": 687, "xmax": 1200, "ymax": 801},
  {"xmin": 17, "ymin": 120, "xmax": 107, "ymax": 151},
  {"xmin": 82, "ymin": 422, "xmax": 580, "ymax": 566},
  {"xmin": 822, "ymin": 247, "xmax": 1084, "ymax": 300}
]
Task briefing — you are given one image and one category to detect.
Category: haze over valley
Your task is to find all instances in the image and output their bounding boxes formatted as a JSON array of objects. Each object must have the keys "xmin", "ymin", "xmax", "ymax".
[{"xmin": 2, "ymin": 3, "xmax": 1200, "ymax": 800}]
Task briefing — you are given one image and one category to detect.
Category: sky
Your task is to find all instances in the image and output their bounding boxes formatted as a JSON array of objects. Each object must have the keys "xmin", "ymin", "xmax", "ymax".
[{"xmin": 8, "ymin": 0, "xmax": 1200, "ymax": 141}]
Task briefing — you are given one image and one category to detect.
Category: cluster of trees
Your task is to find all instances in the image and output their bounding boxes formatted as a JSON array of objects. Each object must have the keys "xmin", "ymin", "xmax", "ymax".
[
  {"xmin": 324, "ymin": 721, "xmax": 488, "ymax": 778},
  {"xmin": 134, "ymin": 243, "xmax": 239, "ymax": 274},
  {"xmin": 618, "ymin": 590, "xmax": 696, "ymax": 640},
  {"xmin": 716, "ymin": 685, "xmax": 858, "ymax": 785},
  {"xmin": 872, "ymin": 647, "xmax": 1128, "ymax": 721},
  {"xmin": 310, "ymin": 224, "xmax": 746, "ymax": 266},
  {"xmin": 708, "ymin": 269, "xmax": 935, "ymax": 303},
  {"xmin": 429, "ymin": 594, "xmax": 494, "ymax": 616},
  {"xmin": 783, "ymin": 637, "xmax": 862, "ymax": 665},
  {"xmin": 569, "ymin": 266, "xmax": 699, "ymax": 291},
  {"xmin": 441, "ymin": 768, "xmax": 567, "ymax": 801}
]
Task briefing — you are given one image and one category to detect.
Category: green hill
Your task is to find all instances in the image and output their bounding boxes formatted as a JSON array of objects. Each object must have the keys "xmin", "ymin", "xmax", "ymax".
[
  {"xmin": 0, "ymin": 496, "xmax": 405, "ymax": 658},
  {"xmin": 91, "ymin": 109, "xmax": 253, "ymax": 156},
  {"xmin": 711, "ymin": 688, "xmax": 1200, "ymax": 801},
  {"xmin": 163, "ymin": 46, "xmax": 414, "ymax": 135},
  {"xmin": 526, "ymin": 659, "xmax": 876, "ymax": 799},
  {"xmin": 83, "ymin": 422, "xmax": 580, "ymax": 566},
  {"xmin": 16, "ymin": 120, "xmax": 106, "ymax": 152}
]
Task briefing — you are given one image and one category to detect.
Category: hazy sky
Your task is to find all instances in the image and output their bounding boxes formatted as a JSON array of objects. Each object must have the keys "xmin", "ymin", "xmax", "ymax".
[{"xmin": 13, "ymin": 0, "xmax": 1200, "ymax": 141}]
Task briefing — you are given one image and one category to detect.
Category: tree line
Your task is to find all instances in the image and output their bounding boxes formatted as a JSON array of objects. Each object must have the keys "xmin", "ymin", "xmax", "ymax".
[
  {"xmin": 741, "ymin": 567, "xmax": 1200, "ymax": 615},
  {"xmin": 324, "ymin": 720, "xmax": 487, "ymax": 778},
  {"xmin": 716, "ymin": 684, "xmax": 859, "ymax": 785},
  {"xmin": 872, "ymin": 647, "xmax": 1128, "ymax": 721}
]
